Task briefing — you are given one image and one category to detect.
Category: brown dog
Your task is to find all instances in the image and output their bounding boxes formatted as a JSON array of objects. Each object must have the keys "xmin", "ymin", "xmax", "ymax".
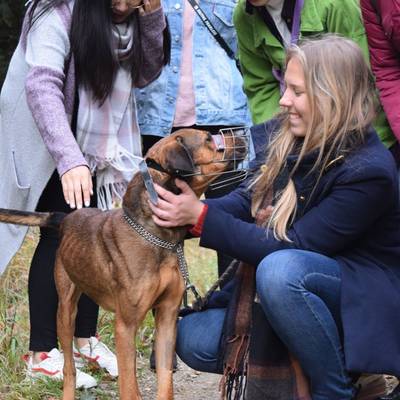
[{"xmin": 0, "ymin": 128, "xmax": 247, "ymax": 400}]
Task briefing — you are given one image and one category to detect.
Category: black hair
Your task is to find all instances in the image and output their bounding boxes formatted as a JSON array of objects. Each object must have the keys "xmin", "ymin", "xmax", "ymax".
[{"xmin": 27, "ymin": 0, "xmax": 170, "ymax": 103}]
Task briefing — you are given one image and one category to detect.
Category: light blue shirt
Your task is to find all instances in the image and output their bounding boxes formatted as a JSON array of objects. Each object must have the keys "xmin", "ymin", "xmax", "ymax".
[{"xmin": 135, "ymin": 0, "xmax": 251, "ymax": 137}]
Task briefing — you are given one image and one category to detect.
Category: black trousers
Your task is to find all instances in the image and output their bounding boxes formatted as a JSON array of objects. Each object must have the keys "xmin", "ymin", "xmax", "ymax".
[
  {"xmin": 142, "ymin": 126, "xmax": 239, "ymax": 284},
  {"xmin": 29, "ymin": 170, "xmax": 99, "ymax": 351}
]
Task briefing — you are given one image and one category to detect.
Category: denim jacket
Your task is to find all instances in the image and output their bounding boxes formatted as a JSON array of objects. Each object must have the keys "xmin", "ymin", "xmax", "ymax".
[{"xmin": 136, "ymin": 0, "xmax": 251, "ymax": 137}]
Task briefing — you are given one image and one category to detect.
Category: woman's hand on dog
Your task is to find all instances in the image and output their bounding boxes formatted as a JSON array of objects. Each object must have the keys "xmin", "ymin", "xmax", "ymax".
[
  {"xmin": 61, "ymin": 165, "xmax": 93, "ymax": 209},
  {"xmin": 149, "ymin": 179, "xmax": 204, "ymax": 227}
]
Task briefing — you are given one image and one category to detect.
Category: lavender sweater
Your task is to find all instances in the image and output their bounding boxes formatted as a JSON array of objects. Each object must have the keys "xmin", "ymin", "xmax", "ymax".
[{"xmin": 0, "ymin": 0, "xmax": 166, "ymax": 274}]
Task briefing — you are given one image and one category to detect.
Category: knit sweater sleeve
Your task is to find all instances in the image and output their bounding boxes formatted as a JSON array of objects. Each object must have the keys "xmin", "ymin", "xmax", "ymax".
[
  {"xmin": 24, "ymin": 6, "xmax": 88, "ymax": 177},
  {"xmin": 136, "ymin": 7, "xmax": 167, "ymax": 88}
]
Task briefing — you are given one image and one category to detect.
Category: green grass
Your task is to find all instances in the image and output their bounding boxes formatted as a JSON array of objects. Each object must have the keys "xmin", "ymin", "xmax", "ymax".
[{"xmin": 0, "ymin": 228, "xmax": 217, "ymax": 399}]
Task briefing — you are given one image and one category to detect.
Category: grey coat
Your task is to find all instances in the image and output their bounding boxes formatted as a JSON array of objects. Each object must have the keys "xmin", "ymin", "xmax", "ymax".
[{"xmin": 0, "ymin": 1, "xmax": 166, "ymax": 274}]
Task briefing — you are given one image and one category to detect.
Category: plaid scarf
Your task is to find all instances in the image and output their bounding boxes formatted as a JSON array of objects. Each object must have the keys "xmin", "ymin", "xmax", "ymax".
[
  {"xmin": 219, "ymin": 189, "xmax": 311, "ymax": 400},
  {"xmin": 219, "ymin": 262, "xmax": 311, "ymax": 400},
  {"xmin": 76, "ymin": 23, "xmax": 142, "ymax": 210}
]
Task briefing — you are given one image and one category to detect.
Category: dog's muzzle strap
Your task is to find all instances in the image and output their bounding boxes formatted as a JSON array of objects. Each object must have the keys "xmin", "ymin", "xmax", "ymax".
[
  {"xmin": 146, "ymin": 157, "xmax": 194, "ymax": 180},
  {"xmin": 123, "ymin": 214, "xmax": 203, "ymax": 308}
]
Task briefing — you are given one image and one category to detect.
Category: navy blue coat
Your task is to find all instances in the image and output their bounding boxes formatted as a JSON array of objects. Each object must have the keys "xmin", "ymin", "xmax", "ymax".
[{"xmin": 202, "ymin": 120, "xmax": 400, "ymax": 376}]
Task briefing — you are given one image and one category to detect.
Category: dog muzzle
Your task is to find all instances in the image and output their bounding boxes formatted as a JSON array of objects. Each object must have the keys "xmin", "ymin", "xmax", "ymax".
[{"xmin": 206, "ymin": 127, "xmax": 251, "ymax": 190}]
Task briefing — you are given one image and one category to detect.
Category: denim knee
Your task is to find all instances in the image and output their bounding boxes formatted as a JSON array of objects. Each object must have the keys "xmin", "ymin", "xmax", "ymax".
[
  {"xmin": 256, "ymin": 250, "xmax": 311, "ymax": 310},
  {"xmin": 176, "ymin": 308, "xmax": 225, "ymax": 374}
]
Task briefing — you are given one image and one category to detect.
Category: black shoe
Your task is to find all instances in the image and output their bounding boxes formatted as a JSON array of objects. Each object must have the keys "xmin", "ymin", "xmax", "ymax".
[
  {"xmin": 149, "ymin": 344, "xmax": 178, "ymax": 373},
  {"xmin": 377, "ymin": 385, "xmax": 400, "ymax": 400}
]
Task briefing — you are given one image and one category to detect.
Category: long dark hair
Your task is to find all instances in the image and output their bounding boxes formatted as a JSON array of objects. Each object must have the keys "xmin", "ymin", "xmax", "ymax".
[{"xmin": 27, "ymin": 0, "xmax": 170, "ymax": 103}]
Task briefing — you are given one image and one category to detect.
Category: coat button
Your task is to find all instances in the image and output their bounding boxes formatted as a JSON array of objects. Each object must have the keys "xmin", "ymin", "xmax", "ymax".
[
  {"xmin": 172, "ymin": 66, "xmax": 179, "ymax": 73},
  {"xmin": 174, "ymin": 3, "xmax": 181, "ymax": 9},
  {"xmin": 299, "ymin": 195, "xmax": 305, "ymax": 201}
]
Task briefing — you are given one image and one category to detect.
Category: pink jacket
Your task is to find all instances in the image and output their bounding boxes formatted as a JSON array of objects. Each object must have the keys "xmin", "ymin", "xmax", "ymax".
[{"xmin": 361, "ymin": 0, "xmax": 400, "ymax": 142}]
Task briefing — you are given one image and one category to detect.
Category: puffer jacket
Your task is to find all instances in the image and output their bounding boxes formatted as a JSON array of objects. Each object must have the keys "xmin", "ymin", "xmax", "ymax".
[{"xmin": 361, "ymin": 0, "xmax": 400, "ymax": 142}]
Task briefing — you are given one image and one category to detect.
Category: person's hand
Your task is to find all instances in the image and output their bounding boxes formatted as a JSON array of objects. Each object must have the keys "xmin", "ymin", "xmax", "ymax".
[
  {"xmin": 139, "ymin": 0, "xmax": 161, "ymax": 15},
  {"xmin": 148, "ymin": 179, "xmax": 204, "ymax": 227},
  {"xmin": 61, "ymin": 166, "xmax": 93, "ymax": 209}
]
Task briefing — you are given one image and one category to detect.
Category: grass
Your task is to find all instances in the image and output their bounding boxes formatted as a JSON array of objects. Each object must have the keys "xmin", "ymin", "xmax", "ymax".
[{"xmin": 0, "ymin": 228, "xmax": 217, "ymax": 399}]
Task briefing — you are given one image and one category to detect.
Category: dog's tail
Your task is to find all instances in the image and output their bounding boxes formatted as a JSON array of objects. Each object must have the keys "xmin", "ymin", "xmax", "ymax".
[{"xmin": 0, "ymin": 208, "xmax": 65, "ymax": 230}]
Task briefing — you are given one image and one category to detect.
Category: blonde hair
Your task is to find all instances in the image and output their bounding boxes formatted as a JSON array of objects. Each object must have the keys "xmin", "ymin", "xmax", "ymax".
[{"xmin": 251, "ymin": 35, "xmax": 377, "ymax": 241}]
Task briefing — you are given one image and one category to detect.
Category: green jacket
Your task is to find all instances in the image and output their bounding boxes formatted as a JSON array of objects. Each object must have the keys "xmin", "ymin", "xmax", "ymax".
[{"xmin": 234, "ymin": 0, "xmax": 395, "ymax": 148}]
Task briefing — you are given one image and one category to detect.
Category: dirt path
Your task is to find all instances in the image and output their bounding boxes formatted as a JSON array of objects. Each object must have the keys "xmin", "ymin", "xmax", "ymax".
[{"xmin": 137, "ymin": 358, "xmax": 221, "ymax": 400}]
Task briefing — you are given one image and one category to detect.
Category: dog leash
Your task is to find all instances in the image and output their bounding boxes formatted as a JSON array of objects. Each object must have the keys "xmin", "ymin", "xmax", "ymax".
[{"xmin": 123, "ymin": 213, "xmax": 203, "ymax": 309}]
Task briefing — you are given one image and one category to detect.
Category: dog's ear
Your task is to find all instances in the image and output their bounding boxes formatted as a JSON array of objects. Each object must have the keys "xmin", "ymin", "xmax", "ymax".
[{"xmin": 164, "ymin": 137, "xmax": 196, "ymax": 176}]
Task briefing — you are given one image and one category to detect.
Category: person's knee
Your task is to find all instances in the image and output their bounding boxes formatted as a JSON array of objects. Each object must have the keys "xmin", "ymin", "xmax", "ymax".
[
  {"xmin": 176, "ymin": 309, "xmax": 225, "ymax": 374},
  {"xmin": 256, "ymin": 250, "xmax": 309, "ymax": 309},
  {"xmin": 176, "ymin": 314, "xmax": 200, "ymax": 363}
]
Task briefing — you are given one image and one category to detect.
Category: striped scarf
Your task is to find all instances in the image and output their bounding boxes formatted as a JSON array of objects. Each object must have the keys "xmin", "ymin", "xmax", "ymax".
[{"xmin": 76, "ymin": 23, "xmax": 142, "ymax": 210}]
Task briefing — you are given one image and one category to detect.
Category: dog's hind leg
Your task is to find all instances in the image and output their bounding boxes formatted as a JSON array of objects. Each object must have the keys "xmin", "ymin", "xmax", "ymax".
[{"xmin": 55, "ymin": 259, "xmax": 81, "ymax": 400}]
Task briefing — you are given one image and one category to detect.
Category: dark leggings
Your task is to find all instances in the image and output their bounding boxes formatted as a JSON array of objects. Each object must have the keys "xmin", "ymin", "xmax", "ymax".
[
  {"xmin": 142, "ymin": 126, "xmax": 239, "ymax": 283},
  {"xmin": 28, "ymin": 170, "xmax": 99, "ymax": 351}
]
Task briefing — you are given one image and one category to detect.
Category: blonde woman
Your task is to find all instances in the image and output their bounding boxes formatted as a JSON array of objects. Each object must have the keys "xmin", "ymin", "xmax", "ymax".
[{"xmin": 148, "ymin": 36, "xmax": 400, "ymax": 399}]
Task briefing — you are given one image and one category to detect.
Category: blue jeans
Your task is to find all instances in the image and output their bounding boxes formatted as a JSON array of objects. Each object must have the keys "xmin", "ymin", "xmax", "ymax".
[{"xmin": 176, "ymin": 249, "xmax": 355, "ymax": 400}]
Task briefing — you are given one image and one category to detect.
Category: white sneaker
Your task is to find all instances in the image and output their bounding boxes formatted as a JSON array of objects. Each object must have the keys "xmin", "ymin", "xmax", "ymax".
[
  {"xmin": 74, "ymin": 337, "xmax": 118, "ymax": 377},
  {"xmin": 25, "ymin": 348, "xmax": 97, "ymax": 389}
]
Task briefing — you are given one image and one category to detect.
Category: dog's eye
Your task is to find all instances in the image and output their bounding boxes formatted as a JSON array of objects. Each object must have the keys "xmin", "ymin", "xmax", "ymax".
[
  {"xmin": 205, "ymin": 132, "xmax": 213, "ymax": 142},
  {"xmin": 176, "ymin": 136, "xmax": 183, "ymax": 144}
]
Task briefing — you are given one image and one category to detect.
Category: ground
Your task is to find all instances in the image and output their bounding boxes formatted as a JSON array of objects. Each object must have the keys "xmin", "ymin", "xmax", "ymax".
[{"xmin": 138, "ymin": 358, "xmax": 220, "ymax": 400}]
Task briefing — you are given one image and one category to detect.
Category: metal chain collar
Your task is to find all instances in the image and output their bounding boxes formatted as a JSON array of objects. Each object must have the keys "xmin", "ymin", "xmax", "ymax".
[{"xmin": 123, "ymin": 214, "xmax": 203, "ymax": 307}]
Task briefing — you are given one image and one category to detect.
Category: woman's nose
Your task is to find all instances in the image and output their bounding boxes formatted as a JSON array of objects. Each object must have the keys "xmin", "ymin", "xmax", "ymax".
[
  {"xmin": 113, "ymin": 0, "xmax": 129, "ymax": 12},
  {"xmin": 279, "ymin": 89, "xmax": 292, "ymax": 108}
]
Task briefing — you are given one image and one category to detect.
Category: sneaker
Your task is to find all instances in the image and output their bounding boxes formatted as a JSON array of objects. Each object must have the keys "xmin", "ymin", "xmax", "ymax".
[
  {"xmin": 24, "ymin": 348, "xmax": 97, "ymax": 389},
  {"xmin": 355, "ymin": 374, "xmax": 388, "ymax": 400},
  {"xmin": 376, "ymin": 384, "xmax": 400, "ymax": 400},
  {"xmin": 73, "ymin": 336, "xmax": 118, "ymax": 377}
]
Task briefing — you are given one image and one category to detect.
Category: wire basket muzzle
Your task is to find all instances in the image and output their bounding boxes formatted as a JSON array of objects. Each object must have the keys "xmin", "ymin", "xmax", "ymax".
[{"xmin": 209, "ymin": 126, "xmax": 251, "ymax": 190}]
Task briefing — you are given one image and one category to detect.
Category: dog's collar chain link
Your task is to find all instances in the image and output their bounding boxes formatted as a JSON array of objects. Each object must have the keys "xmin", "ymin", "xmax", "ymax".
[{"xmin": 123, "ymin": 213, "xmax": 203, "ymax": 308}]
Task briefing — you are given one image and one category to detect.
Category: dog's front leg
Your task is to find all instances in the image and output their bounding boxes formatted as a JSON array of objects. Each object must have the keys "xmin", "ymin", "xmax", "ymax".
[
  {"xmin": 154, "ymin": 284, "xmax": 184, "ymax": 400},
  {"xmin": 115, "ymin": 310, "xmax": 142, "ymax": 400}
]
